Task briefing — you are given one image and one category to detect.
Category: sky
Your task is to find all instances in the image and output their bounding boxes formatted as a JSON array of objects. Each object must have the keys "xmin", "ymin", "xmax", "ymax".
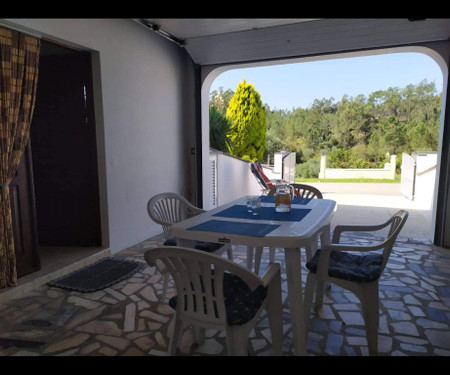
[{"xmin": 209, "ymin": 52, "xmax": 444, "ymax": 111}]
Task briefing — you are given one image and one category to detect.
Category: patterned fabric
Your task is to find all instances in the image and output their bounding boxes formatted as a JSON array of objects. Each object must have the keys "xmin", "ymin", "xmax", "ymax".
[
  {"xmin": 0, "ymin": 27, "xmax": 40, "ymax": 288},
  {"xmin": 163, "ymin": 237, "xmax": 223, "ymax": 253},
  {"xmin": 306, "ymin": 249, "xmax": 383, "ymax": 283},
  {"xmin": 169, "ymin": 271, "xmax": 268, "ymax": 326}
]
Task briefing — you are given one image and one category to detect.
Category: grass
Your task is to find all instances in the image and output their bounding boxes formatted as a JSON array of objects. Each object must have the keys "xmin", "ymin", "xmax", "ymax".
[{"xmin": 296, "ymin": 177, "xmax": 401, "ymax": 183}]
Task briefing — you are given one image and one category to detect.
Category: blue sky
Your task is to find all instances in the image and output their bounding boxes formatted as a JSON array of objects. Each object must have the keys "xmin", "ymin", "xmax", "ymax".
[{"xmin": 210, "ymin": 52, "xmax": 444, "ymax": 111}]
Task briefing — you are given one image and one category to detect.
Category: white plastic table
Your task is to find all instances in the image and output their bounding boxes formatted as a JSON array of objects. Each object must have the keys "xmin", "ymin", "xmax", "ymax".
[{"xmin": 169, "ymin": 195, "xmax": 336, "ymax": 355}]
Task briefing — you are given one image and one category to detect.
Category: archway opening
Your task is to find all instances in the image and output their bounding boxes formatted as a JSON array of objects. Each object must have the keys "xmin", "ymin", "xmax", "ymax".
[{"xmin": 202, "ymin": 47, "xmax": 446, "ymax": 242}]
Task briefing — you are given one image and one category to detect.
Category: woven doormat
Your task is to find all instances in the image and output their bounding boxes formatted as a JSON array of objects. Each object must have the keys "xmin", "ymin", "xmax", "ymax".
[{"xmin": 48, "ymin": 258, "xmax": 146, "ymax": 293}]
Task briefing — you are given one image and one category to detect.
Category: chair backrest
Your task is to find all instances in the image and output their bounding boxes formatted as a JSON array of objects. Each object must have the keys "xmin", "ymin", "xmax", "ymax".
[
  {"xmin": 250, "ymin": 161, "xmax": 276, "ymax": 190},
  {"xmin": 291, "ymin": 183, "xmax": 323, "ymax": 199},
  {"xmin": 379, "ymin": 210, "xmax": 409, "ymax": 272},
  {"xmin": 144, "ymin": 246, "xmax": 265, "ymax": 329},
  {"xmin": 268, "ymin": 183, "xmax": 323, "ymax": 199},
  {"xmin": 147, "ymin": 192, "xmax": 203, "ymax": 240}
]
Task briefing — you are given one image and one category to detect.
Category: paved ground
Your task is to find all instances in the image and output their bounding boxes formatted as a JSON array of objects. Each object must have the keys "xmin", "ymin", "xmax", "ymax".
[
  {"xmin": 1, "ymin": 233, "xmax": 449, "ymax": 356},
  {"xmin": 307, "ymin": 182, "xmax": 434, "ymax": 243}
]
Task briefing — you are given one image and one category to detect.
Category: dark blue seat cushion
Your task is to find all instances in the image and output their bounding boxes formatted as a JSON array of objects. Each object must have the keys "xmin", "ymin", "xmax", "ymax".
[
  {"xmin": 306, "ymin": 249, "xmax": 383, "ymax": 283},
  {"xmin": 194, "ymin": 241, "xmax": 224, "ymax": 253},
  {"xmin": 169, "ymin": 272, "xmax": 267, "ymax": 326},
  {"xmin": 163, "ymin": 238, "xmax": 223, "ymax": 253},
  {"xmin": 163, "ymin": 238, "xmax": 178, "ymax": 246}
]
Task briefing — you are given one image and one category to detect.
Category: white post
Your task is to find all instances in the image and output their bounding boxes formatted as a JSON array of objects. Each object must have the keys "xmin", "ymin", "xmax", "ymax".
[
  {"xmin": 319, "ymin": 155, "xmax": 327, "ymax": 179},
  {"xmin": 390, "ymin": 155, "xmax": 397, "ymax": 179}
]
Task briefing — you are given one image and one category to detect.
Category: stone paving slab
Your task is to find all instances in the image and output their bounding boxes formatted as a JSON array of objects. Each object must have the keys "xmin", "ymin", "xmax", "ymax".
[{"xmin": 0, "ymin": 233, "xmax": 449, "ymax": 356}]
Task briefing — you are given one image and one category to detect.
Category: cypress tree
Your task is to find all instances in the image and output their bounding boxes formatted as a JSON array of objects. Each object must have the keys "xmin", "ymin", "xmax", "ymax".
[{"xmin": 226, "ymin": 79, "xmax": 267, "ymax": 161}]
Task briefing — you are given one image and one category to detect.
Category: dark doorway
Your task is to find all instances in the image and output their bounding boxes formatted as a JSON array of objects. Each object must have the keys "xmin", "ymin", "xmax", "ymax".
[
  {"xmin": 30, "ymin": 39, "xmax": 102, "ymax": 247},
  {"xmin": 11, "ymin": 39, "xmax": 102, "ymax": 278}
]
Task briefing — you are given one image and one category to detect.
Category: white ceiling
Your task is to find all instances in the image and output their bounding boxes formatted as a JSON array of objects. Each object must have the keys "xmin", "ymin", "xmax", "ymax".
[{"xmin": 135, "ymin": 18, "xmax": 450, "ymax": 66}]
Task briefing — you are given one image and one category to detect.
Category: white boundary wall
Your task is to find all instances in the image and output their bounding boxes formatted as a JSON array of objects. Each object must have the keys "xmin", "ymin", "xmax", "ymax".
[{"xmin": 319, "ymin": 155, "xmax": 396, "ymax": 180}]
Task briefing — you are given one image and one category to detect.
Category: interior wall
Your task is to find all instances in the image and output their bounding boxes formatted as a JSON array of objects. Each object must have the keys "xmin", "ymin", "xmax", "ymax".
[{"xmin": 2, "ymin": 19, "xmax": 196, "ymax": 254}]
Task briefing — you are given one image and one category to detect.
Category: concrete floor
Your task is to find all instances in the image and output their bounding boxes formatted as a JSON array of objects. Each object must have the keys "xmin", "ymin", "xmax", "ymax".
[{"xmin": 309, "ymin": 182, "xmax": 433, "ymax": 242}]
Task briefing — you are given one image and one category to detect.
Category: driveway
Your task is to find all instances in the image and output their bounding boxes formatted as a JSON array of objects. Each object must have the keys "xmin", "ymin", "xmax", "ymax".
[{"xmin": 307, "ymin": 182, "xmax": 434, "ymax": 242}]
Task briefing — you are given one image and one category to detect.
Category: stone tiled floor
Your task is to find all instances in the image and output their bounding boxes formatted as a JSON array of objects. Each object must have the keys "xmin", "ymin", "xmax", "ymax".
[{"xmin": 0, "ymin": 232, "xmax": 449, "ymax": 356}]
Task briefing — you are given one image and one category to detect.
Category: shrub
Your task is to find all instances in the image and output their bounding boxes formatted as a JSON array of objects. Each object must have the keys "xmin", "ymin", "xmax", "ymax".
[{"xmin": 296, "ymin": 158, "xmax": 320, "ymax": 178}]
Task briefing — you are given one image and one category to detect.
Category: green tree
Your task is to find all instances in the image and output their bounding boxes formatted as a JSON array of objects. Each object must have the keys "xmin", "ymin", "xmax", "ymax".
[
  {"xmin": 333, "ymin": 94, "xmax": 370, "ymax": 149},
  {"xmin": 209, "ymin": 86, "xmax": 234, "ymax": 115},
  {"xmin": 377, "ymin": 116, "xmax": 407, "ymax": 154},
  {"xmin": 301, "ymin": 99, "xmax": 336, "ymax": 153},
  {"xmin": 209, "ymin": 106, "xmax": 231, "ymax": 152},
  {"xmin": 211, "ymin": 79, "xmax": 441, "ymax": 167},
  {"xmin": 264, "ymin": 108, "xmax": 291, "ymax": 162},
  {"xmin": 226, "ymin": 79, "xmax": 267, "ymax": 161}
]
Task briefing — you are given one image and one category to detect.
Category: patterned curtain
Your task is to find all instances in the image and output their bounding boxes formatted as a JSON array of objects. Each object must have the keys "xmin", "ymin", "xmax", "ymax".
[{"xmin": 0, "ymin": 27, "xmax": 40, "ymax": 288}]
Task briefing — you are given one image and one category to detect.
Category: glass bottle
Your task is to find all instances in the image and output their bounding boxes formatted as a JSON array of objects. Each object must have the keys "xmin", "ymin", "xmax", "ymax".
[{"xmin": 275, "ymin": 181, "xmax": 293, "ymax": 212}]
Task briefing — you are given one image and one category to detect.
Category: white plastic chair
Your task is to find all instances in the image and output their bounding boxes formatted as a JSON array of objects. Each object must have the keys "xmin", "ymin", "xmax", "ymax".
[
  {"xmin": 147, "ymin": 192, "xmax": 233, "ymax": 302},
  {"xmin": 248, "ymin": 184, "xmax": 324, "ymax": 275},
  {"xmin": 303, "ymin": 210, "xmax": 408, "ymax": 355},
  {"xmin": 144, "ymin": 246, "xmax": 283, "ymax": 356}
]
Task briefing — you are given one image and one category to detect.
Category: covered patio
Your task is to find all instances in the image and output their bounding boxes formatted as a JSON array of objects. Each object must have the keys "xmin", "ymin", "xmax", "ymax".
[{"xmin": 0, "ymin": 19, "xmax": 450, "ymax": 356}]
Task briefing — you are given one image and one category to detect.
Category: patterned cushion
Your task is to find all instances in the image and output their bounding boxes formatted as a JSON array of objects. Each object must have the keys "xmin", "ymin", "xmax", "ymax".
[
  {"xmin": 169, "ymin": 272, "xmax": 268, "ymax": 326},
  {"xmin": 306, "ymin": 249, "xmax": 383, "ymax": 283},
  {"xmin": 163, "ymin": 238, "xmax": 223, "ymax": 253}
]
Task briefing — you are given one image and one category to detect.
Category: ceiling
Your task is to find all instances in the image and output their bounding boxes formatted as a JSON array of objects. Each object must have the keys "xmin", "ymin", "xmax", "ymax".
[
  {"xmin": 135, "ymin": 18, "xmax": 450, "ymax": 66},
  {"xmin": 141, "ymin": 19, "xmax": 319, "ymax": 39}
]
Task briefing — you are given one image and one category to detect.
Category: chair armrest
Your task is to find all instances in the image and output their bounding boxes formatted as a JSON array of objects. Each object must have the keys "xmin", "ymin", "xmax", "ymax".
[
  {"xmin": 184, "ymin": 201, "xmax": 206, "ymax": 217},
  {"xmin": 332, "ymin": 221, "xmax": 392, "ymax": 243}
]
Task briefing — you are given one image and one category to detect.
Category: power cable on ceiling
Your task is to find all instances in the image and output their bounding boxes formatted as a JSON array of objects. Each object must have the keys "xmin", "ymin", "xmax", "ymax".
[{"xmin": 135, "ymin": 19, "xmax": 186, "ymax": 47}]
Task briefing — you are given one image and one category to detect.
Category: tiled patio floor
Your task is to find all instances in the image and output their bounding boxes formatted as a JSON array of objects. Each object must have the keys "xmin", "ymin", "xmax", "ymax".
[{"xmin": 0, "ymin": 232, "xmax": 449, "ymax": 356}]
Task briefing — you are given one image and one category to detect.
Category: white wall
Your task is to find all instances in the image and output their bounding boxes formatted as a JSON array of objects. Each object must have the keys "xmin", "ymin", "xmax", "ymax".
[
  {"xmin": 2, "ymin": 19, "xmax": 196, "ymax": 253},
  {"xmin": 414, "ymin": 152, "xmax": 438, "ymax": 209},
  {"xmin": 319, "ymin": 155, "xmax": 397, "ymax": 180},
  {"xmin": 209, "ymin": 151, "xmax": 261, "ymax": 207}
]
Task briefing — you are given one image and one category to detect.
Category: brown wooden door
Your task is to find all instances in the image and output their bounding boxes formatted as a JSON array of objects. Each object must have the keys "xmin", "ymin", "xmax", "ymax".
[{"xmin": 9, "ymin": 142, "xmax": 40, "ymax": 278}]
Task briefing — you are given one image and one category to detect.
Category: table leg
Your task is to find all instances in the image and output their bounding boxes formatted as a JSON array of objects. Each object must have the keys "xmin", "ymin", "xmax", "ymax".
[
  {"xmin": 254, "ymin": 246, "xmax": 263, "ymax": 274},
  {"xmin": 284, "ymin": 247, "xmax": 307, "ymax": 356},
  {"xmin": 246, "ymin": 246, "xmax": 254, "ymax": 270},
  {"xmin": 316, "ymin": 224, "xmax": 331, "ymax": 305},
  {"xmin": 320, "ymin": 223, "xmax": 331, "ymax": 246}
]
